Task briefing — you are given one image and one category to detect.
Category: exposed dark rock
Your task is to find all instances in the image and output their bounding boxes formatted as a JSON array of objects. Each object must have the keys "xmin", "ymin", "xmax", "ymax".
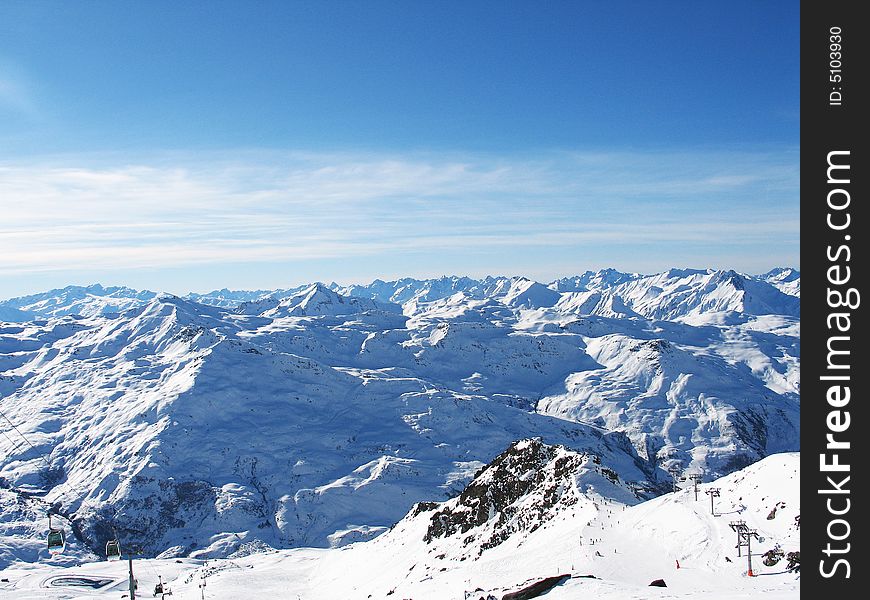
[
  {"xmin": 421, "ymin": 438, "xmax": 645, "ymax": 558},
  {"xmin": 762, "ymin": 545, "xmax": 784, "ymax": 566},
  {"xmin": 502, "ymin": 574, "xmax": 570, "ymax": 600},
  {"xmin": 424, "ymin": 439, "xmax": 588, "ymax": 551},
  {"xmin": 786, "ymin": 551, "xmax": 800, "ymax": 572},
  {"xmin": 410, "ymin": 501, "xmax": 440, "ymax": 517}
]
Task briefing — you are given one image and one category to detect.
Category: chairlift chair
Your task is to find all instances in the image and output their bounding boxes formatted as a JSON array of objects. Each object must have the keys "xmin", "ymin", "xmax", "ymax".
[
  {"xmin": 154, "ymin": 575, "xmax": 172, "ymax": 597},
  {"xmin": 106, "ymin": 539, "xmax": 121, "ymax": 561}
]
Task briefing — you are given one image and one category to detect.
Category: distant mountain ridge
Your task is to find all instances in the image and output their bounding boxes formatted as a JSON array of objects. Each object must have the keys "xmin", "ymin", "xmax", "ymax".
[
  {"xmin": 0, "ymin": 283, "xmax": 158, "ymax": 320},
  {"xmin": 759, "ymin": 267, "xmax": 801, "ymax": 297},
  {"xmin": 0, "ymin": 267, "xmax": 799, "ymax": 323}
]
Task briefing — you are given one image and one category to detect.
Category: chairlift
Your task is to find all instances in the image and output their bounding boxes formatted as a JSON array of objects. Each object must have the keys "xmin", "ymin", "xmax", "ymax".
[
  {"xmin": 106, "ymin": 539, "xmax": 121, "ymax": 561},
  {"xmin": 154, "ymin": 575, "xmax": 172, "ymax": 597}
]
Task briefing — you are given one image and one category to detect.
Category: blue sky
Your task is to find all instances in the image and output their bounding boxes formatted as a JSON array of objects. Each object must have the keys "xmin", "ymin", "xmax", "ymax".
[{"xmin": 0, "ymin": 1, "xmax": 799, "ymax": 298}]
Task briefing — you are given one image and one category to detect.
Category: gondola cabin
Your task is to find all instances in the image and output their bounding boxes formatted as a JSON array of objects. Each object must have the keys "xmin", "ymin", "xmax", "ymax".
[
  {"xmin": 106, "ymin": 539, "xmax": 121, "ymax": 561},
  {"xmin": 47, "ymin": 529, "xmax": 65, "ymax": 555}
]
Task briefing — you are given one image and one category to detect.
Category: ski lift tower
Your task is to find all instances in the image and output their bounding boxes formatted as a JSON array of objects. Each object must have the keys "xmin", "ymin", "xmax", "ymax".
[
  {"xmin": 738, "ymin": 528, "xmax": 761, "ymax": 576},
  {"xmin": 705, "ymin": 487, "xmax": 721, "ymax": 516},
  {"xmin": 128, "ymin": 555, "xmax": 137, "ymax": 600},
  {"xmin": 667, "ymin": 466, "xmax": 682, "ymax": 493},
  {"xmin": 687, "ymin": 474, "xmax": 703, "ymax": 501},
  {"xmin": 728, "ymin": 520, "xmax": 749, "ymax": 556}
]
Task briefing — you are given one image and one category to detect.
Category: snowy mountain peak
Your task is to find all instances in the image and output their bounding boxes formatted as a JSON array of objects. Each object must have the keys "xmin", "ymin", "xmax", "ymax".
[
  {"xmin": 760, "ymin": 267, "xmax": 800, "ymax": 283},
  {"xmin": 502, "ymin": 279, "xmax": 561, "ymax": 309},
  {"xmin": 759, "ymin": 267, "xmax": 801, "ymax": 297},
  {"xmin": 263, "ymin": 284, "xmax": 401, "ymax": 317},
  {"xmin": 288, "ymin": 283, "xmax": 350, "ymax": 313},
  {"xmin": 549, "ymin": 268, "xmax": 641, "ymax": 292},
  {"xmin": 420, "ymin": 438, "xmax": 642, "ymax": 557},
  {"xmin": 554, "ymin": 290, "xmax": 641, "ymax": 319}
]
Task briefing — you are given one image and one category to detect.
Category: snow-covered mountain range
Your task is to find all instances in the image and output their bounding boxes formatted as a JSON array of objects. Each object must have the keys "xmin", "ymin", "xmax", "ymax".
[{"xmin": 0, "ymin": 268, "xmax": 799, "ymax": 569}]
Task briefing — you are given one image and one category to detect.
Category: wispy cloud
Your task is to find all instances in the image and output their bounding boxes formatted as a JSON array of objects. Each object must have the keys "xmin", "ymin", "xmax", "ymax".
[
  {"xmin": 0, "ymin": 149, "xmax": 798, "ymax": 282},
  {"xmin": 0, "ymin": 58, "xmax": 40, "ymax": 120}
]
